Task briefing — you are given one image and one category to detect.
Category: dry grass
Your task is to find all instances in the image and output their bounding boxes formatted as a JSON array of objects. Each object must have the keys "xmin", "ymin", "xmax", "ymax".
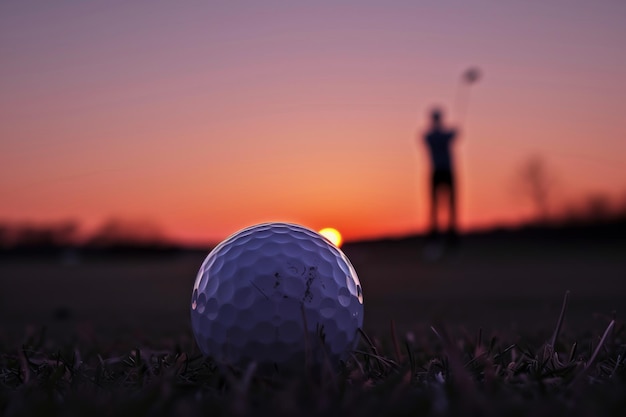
[
  {"xmin": 1, "ymin": 232, "xmax": 625, "ymax": 415},
  {"xmin": 1, "ymin": 293, "xmax": 625, "ymax": 417}
]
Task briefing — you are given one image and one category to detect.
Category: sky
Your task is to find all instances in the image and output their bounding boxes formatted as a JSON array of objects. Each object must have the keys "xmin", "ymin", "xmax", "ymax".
[{"xmin": 1, "ymin": 1, "xmax": 625, "ymax": 244}]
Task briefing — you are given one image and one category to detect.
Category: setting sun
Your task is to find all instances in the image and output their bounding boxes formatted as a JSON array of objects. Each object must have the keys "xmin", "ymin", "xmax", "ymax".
[{"xmin": 319, "ymin": 227, "xmax": 343, "ymax": 247}]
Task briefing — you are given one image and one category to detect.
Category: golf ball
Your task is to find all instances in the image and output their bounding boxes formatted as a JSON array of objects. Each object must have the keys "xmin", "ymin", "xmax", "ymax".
[{"xmin": 190, "ymin": 222, "xmax": 364, "ymax": 371}]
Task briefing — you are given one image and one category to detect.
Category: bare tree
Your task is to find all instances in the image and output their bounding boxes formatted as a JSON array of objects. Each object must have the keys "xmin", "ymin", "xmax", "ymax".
[
  {"xmin": 518, "ymin": 155, "xmax": 556, "ymax": 224},
  {"xmin": 584, "ymin": 193, "xmax": 612, "ymax": 223}
]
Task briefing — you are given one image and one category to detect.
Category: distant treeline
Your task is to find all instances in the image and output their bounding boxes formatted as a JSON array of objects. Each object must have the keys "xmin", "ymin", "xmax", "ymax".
[
  {"xmin": 554, "ymin": 193, "xmax": 626, "ymax": 225},
  {"xmin": 0, "ymin": 218, "xmax": 180, "ymax": 255},
  {"xmin": 1, "ymin": 193, "xmax": 625, "ymax": 255}
]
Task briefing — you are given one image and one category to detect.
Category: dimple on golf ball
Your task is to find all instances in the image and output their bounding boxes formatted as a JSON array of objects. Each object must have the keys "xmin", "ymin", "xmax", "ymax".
[{"xmin": 190, "ymin": 222, "xmax": 364, "ymax": 371}]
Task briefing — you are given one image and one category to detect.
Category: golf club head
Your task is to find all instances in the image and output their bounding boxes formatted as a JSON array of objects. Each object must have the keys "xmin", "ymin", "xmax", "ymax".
[{"xmin": 463, "ymin": 67, "xmax": 481, "ymax": 84}]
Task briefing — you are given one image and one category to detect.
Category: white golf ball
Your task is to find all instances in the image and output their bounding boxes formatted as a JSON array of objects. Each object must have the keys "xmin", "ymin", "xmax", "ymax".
[{"xmin": 190, "ymin": 222, "xmax": 364, "ymax": 371}]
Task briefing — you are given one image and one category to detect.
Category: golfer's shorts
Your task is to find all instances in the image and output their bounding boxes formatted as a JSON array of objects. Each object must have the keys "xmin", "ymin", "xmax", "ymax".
[{"xmin": 432, "ymin": 170, "xmax": 455, "ymax": 188}]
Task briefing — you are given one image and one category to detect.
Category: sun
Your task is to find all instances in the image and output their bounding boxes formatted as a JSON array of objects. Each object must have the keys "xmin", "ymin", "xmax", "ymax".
[{"xmin": 318, "ymin": 227, "xmax": 343, "ymax": 247}]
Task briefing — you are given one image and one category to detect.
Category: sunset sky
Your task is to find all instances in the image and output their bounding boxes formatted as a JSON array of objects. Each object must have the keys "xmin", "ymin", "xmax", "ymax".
[{"xmin": 1, "ymin": 1, "xmax": 625, "ymax": 244}]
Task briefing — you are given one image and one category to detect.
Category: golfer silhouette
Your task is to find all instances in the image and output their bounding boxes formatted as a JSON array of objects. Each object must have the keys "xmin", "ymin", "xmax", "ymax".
[{"xmin": 422, "ymin": 107, "xmax": 458, "ymax": 239}]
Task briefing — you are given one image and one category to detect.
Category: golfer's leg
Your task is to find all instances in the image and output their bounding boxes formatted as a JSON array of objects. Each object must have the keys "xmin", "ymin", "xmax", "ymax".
[
  {"xmin": 448, "ymin": 181, "xmax": 457, "ymax": 233},
  {"xmin": 430, "ymin": 180, "xmax": 438, "ymax": 235}
]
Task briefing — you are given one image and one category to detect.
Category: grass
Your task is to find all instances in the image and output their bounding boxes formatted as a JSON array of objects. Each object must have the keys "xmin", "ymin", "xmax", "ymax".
[
  {"xmin": 1, "ymin": 230, "xmax": 624, "ymax": 415},
  {"xmin": 2, "ymin": 293, "xmax": 625, "ymax": 417}
]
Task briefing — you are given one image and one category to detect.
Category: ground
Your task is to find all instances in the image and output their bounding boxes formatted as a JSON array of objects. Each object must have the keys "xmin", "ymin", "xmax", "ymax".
[
  {"xmin": 2, "ymin": 230, "xmax": 623, "ymax": 341},
  {"xmin": 0, "ymin": 228, "xmax": 625, "ymax": 415}
]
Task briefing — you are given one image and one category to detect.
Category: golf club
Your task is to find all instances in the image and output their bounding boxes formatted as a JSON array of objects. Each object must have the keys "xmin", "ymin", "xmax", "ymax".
[{"xmin": 453, "ymin": 67, "xmax": 482, "ymax": 129}]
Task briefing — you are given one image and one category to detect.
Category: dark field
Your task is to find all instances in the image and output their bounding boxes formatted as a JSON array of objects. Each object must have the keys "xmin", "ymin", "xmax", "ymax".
[
  {"xmin": 1, "ymin": 229, "xmax": 625, "ymax": 415},
  {"xmin": 2, "ymin": 230, "xmax": 624, "ymax": 341}
]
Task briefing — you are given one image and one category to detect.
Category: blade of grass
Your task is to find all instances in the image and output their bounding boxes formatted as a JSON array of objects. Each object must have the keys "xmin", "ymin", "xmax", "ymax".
[
  {"xmin": 568, "ymin": 342, "xmax": 578, "ymax": 363},
  {"xmin": 405, "ymin": 340, "xmax": 415, "ymax": 377},
  {"xmin": 390, "ymin": 320, "xmax": 402, "ymax": 364},
  {"xmin": 570, "ymin": 320, "xmax": 615, "ymax": 388},
  {"xmin": 19, "ymin": 348, "xmax": 31, "ymax": 384},
  {"xmin": 550, "ymin": 290, "xmax": 570, "ymax": 349}
]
